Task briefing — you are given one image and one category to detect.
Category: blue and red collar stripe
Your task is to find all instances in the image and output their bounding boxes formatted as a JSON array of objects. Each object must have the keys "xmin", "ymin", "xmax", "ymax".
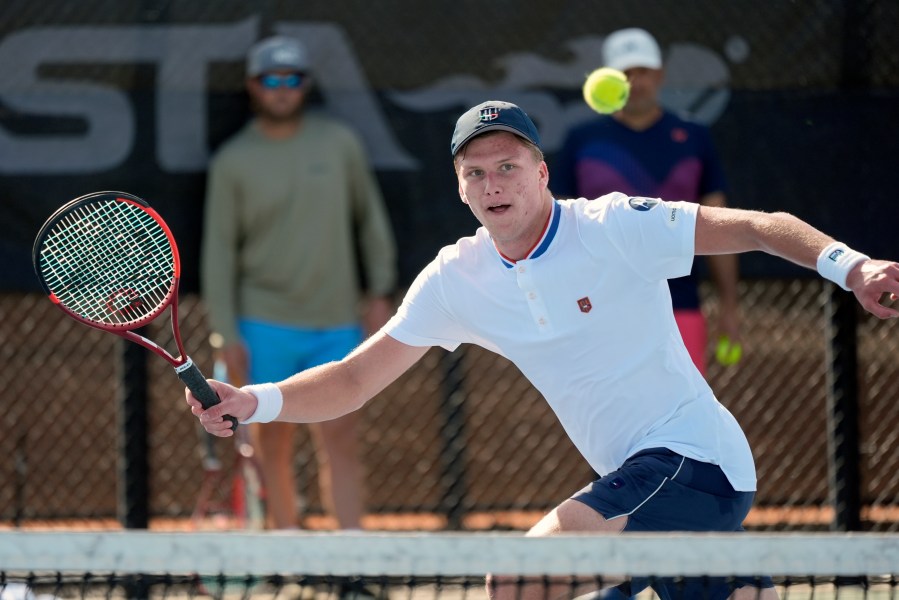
[{"xmin": 496, "ymin": 200, "xmax": 562, "ymax": 268}]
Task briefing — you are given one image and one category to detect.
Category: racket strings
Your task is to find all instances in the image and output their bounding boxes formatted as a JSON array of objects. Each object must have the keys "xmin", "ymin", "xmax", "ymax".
[{"xmin": 38, "ymin": 199, "xmax": 176, "ymax": 326}]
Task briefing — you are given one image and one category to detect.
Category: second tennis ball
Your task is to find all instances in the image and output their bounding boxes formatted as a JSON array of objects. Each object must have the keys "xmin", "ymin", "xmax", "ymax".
[
  {"xmin": 582, "ymin": 67, "xmax": 630, "ymax": 114},
  {"xmin": 715, "ymin": 335, "xmax": 743, "ymax": 367}
]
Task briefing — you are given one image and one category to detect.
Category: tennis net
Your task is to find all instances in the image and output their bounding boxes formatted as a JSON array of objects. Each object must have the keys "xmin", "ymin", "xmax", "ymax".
[{"xmin": 1, "ymin": 531, "xmax": 898, "ymax": 599}]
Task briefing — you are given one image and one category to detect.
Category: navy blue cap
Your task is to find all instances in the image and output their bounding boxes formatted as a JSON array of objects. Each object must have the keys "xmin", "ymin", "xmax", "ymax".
[{"xmin": 451, "ymin": 101, "xmax": 541, "ymax": 156}]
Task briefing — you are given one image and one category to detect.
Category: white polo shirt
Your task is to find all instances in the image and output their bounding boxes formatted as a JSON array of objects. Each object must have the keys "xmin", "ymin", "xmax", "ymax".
[{"xmin": 383, "ymin": 193, "xmax": 756, "ymax": 491}]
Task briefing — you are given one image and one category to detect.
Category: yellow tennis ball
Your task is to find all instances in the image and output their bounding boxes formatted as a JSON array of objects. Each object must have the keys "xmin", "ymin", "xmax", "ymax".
[
  {"xmin": 582, "ymin": 67, "xmax": 630, "ymax": 114},
  {"xmin": 715, "ymin": 335, "xmax": 743, "ymax": 367}
]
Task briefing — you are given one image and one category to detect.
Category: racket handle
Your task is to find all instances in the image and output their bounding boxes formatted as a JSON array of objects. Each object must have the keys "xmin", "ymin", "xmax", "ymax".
[{"xmin": 177, "ymin": 358, "xmax": 238, "ymax": 431}]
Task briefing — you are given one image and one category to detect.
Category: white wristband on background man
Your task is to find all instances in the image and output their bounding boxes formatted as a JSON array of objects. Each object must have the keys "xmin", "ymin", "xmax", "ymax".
[
  {"xmin": 817, "ymin": 242, "xmax": 869, "ymax": 291},
  {"xmin": 239, "ymin": 383, "xmax": 283, "ymax": 424}
]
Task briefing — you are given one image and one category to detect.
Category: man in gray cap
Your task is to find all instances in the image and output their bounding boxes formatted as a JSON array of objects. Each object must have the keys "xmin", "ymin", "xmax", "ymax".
[
  {"xmin": 555, "ymin": 28, "xmax": 742, "ymax": 377},
  {"xmin": 191, "ymin": 99, "xmax": 897, "ymax": 599},
  {"xmin": 201, "ymin": 35, "xmax": 397, "ymax": 532}
]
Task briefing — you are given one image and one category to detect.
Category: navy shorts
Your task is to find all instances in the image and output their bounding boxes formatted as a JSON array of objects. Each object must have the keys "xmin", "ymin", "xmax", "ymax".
[{"xmin": 572, "ymin": 448, "xmax": 773, "ymax": 600}]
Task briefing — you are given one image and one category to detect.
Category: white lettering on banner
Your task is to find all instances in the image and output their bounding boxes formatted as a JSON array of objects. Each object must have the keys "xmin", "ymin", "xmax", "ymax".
[
  {"xmin": 276, "ymin": 23, "xmax": 417, "ymax": 171},
  {"xmin": 390, "ymin": 36, "xmax": 741, "ymax": 150},
  {"xmin": 0, "ymin": 18, "xmax": 745, "ymax": 175},
  {"xmin": 0, "ymin": 27, "xmax": 135, "ymax": 174},
  {"xmin": 0, "ymin": 18, "xmax": 416, "ymax": 174},
  {"xmin": 0, "ymin": 19, "xmax": 255, "ymax": 174}
]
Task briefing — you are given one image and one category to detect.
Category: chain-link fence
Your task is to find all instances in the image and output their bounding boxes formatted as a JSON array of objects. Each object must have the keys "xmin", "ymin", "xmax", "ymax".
[{"xmin": 2, "ymin": 280, "xmax": 897, "ymax": 531}]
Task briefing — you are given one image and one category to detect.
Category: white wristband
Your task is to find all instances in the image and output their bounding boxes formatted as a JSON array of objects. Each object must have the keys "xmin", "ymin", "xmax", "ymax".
[
  {"xmin": 239, "ymin": 383, "xmax": 283, "ymax": 424},
  {"xmin": 817, "ymin": 242, "xmax": 869, "ymax": 291}
]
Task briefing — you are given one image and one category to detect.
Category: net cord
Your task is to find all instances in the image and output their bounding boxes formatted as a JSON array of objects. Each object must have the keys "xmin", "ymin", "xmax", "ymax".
[{"xmin": 2, "ymin": 531, "xmax": 898, "ymax": 577}]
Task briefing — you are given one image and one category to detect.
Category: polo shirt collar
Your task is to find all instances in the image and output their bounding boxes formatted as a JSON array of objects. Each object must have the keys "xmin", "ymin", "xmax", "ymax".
[{"xmin": 495, "ymin": 200, "xmax": 562, "ymax": 269}]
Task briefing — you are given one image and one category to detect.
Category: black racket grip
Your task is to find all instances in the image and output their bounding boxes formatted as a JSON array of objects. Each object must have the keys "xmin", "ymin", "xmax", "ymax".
[{"xmin": 177, "ymin": 358, "xmax": 238, "ymax": 431}]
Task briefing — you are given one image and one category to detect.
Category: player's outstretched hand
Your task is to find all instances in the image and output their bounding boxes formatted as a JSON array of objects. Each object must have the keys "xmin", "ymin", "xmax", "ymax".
[
  {"xmin": 847, "ymin": 259, "xmax": 899, "ymax": 319},
  {"xmin": 185, "ymin": 380, "xmax": 258, "ymax": 437}
]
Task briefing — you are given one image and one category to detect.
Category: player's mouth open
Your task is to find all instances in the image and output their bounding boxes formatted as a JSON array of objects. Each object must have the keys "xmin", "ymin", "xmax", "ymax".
[{"xmin": 487, "ymin": 204, "xmax": 511, "ymax": 213}]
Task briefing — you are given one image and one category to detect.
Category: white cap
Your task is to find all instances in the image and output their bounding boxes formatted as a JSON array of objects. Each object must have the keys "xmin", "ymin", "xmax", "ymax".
[
  {"xmin": 247, "ymin": 36, "xmax": 310, "ymax": 77},
  {"xmin": 602, "ymin": 28, "xmax": 663, "ymax": 71}
]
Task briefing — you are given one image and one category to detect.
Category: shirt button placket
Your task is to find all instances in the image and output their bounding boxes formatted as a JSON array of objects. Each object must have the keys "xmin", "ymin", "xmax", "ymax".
[{"xmin": 517, "ymin": 263, "xmax": 550, "ymax": 330}]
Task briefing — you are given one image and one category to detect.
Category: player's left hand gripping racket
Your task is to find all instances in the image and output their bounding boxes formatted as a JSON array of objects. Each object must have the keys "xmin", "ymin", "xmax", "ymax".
[{"xmin": 33, "ymin": 191, "xmax": 237, "ymax": 430}]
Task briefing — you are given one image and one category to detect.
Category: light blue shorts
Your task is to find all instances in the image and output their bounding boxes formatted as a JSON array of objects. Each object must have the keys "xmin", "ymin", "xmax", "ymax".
[{"xmin": 239, "ymin": 318, "xmax": 363, "ymax": 383}]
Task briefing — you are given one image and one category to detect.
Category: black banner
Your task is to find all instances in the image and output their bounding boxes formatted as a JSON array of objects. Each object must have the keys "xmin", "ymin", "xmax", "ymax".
[{"xmin": 2, "ymin": 1, "xmax": 898, "ymax": 291}]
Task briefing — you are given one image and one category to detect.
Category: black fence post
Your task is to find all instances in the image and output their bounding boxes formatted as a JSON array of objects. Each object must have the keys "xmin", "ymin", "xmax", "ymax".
[
  {"xmin": 824, "ymin": 283, "xmax": 862, "ymax": 531},
  {"xmin": 14, "ymin": 431, "xmax": 27, "ymax": 526},
  {"xmin": 438, "ymin": 348, "xmax": 470, "ymax": 530},
  {"xmin": 119, "ymin": 334, "xmax": 150, "ymax": 530}
]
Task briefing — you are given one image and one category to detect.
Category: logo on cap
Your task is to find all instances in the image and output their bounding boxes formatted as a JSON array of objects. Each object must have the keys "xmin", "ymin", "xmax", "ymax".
[
  {"xmin": 272, "ymin": 47, "xmax": 300, "ymax": 64},
  {"xmin": 479, "ymin": 107, "xmax": 500, "ymax": 122}
]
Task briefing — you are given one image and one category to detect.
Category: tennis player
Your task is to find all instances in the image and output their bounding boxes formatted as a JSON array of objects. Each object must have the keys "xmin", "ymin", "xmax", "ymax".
[{"xmin": 188, "ymin": 101, "xmax": 899, "ymax": 600}]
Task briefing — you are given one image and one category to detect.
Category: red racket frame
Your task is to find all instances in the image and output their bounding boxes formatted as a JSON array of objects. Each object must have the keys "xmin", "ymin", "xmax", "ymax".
[{"xmin": 33, "ymin": 191, "xmax": 236, "ymax": 429}]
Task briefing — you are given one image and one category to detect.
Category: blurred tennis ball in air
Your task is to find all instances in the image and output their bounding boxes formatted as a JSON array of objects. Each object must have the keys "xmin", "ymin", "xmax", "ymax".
[
  {"xmin": 582, "ymin": 67, "xmax": 630, "ymax": 114},
  {"xmin": 715, "ymin": 335, "xmax": 742, "ymax": 366}
]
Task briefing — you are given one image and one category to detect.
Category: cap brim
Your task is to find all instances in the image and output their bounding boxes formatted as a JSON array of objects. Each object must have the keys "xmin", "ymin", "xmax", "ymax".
[{"xmin": 453, "ymin": 124, "xmax": 536, "ymax": 156}]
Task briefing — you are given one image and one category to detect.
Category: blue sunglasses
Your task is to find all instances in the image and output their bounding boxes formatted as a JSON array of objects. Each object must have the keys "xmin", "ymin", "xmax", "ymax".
[{"xmin": 258, "ymin": 73, "xmax": 305, "ymax": 89}]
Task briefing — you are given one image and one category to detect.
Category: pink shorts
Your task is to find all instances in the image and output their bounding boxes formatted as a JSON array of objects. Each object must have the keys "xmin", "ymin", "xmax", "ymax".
[{"xmin": 674, "ymin": 309, "xmax": 707, "ymax": 375}]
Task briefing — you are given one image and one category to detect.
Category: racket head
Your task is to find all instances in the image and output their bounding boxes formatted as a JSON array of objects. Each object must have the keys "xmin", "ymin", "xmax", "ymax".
[{"xmin": 32, "ymin": 191, "xmax": 181, "ymax": 332}]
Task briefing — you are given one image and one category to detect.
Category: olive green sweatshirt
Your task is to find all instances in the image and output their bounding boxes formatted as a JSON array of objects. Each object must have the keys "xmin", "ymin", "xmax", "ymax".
[{"xmin": 201, "ymin": 112, "xmax": 397, "ymax": 346}]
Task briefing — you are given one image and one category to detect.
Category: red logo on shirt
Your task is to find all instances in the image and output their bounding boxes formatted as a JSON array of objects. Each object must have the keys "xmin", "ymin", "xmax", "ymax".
[{"xmin": 577, "ymin": 297, "xmax": 592, "ymax": 313}]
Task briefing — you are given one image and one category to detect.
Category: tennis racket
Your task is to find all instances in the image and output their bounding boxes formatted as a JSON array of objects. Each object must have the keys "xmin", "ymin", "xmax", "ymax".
[{"xmin": 32, "ymin": 190, "xmax": 237, "ymax": 430}]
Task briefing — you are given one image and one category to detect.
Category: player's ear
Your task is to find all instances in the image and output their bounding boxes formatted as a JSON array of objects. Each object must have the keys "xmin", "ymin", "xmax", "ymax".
[{"xmin": 458, "ymin": 184, "xmax": 469, "ymax": 205}]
